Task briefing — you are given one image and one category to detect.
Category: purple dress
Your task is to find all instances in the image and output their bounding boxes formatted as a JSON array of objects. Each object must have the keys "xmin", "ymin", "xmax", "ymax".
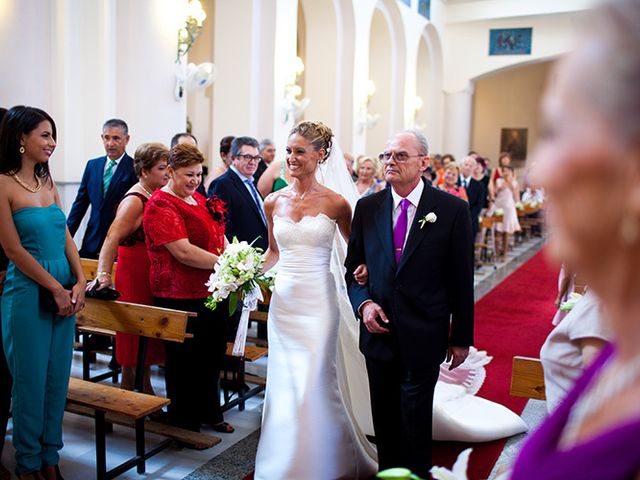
[{"xmin": 511, "ymin": 343, "xmax": 640, "ymax": 479}]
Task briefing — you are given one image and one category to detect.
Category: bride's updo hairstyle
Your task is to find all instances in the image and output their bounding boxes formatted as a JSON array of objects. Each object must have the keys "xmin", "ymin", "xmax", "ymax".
[{"xmin": 290, "ymin": 121, "xmax": 333, "ymax": 164}]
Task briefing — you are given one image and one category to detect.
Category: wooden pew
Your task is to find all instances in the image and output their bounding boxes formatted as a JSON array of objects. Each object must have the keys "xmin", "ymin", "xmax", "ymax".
[
  {"xmin": 69, "ymin": 298, "xmax": 221, "ymax": 478},
  {"xmin": 81, "ymin": 257, "xmax": 116, "ymax": 283},
  {"xmin": 510, "ymin": 356, "xmax": 546, "ymax": 400}
]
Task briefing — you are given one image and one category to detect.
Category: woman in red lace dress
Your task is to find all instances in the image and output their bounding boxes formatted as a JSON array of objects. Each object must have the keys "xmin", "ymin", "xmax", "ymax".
[
  {"xmin": 91, "ymin": 143, "xmax": 169, "ymax": 393},
  {"xmin": 143, "ymin": 143, "xmax": 233, "ymax": 442}
]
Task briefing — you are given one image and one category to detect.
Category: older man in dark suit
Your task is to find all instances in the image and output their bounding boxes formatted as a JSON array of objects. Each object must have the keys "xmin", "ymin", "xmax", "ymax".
[
  {"xmin": 345, "ymin": 130, "xmax": 474, "ymax": 478},
  {"xmin": 460, "ymin": 155, "xmax": 487, "ymax": 242},
  {"xmin": 67, "ymin": 118, "xmax": 137, "ymax": 259}
]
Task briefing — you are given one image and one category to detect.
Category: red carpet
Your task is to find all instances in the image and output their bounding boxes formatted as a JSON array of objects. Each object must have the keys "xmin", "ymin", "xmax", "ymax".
[{"xmin": 432, "ymin": 248, "xmax": 558, "ymax": 478}]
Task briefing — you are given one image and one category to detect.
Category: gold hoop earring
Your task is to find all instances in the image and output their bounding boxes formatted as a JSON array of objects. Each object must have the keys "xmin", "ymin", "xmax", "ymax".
[
  {"xmin": 19, "ymin": 146, "xmax": 25, "ymax": 154},
  {"xmin": 619, "ymin": 214, "xmax": 640, "ymax": 246}
]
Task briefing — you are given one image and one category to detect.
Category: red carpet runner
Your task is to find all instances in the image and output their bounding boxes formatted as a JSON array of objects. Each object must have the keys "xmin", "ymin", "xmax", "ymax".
[{"xmin": 432, "ymin": 248, "xmax": 558, "ymax": 478}]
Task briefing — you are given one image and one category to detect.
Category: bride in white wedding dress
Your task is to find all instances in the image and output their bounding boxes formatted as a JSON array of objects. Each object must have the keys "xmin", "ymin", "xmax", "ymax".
[
  {"xmin": 255, "ymin": 121, "xmax": 377, "ymax": 479},
  {"xmin": 254, "ymin": 121, "xmax": 527, "ymax": 479}
]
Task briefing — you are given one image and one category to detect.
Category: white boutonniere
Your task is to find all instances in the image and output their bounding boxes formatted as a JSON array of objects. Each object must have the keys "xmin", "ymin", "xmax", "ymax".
[{"xmin": 418, "ymin": 212, "xmax": 437, "ymax": 229}]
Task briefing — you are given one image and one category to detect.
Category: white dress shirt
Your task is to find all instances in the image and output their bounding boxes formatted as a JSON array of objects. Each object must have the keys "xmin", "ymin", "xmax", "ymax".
[{"xmin": 390, "ymin": 179, "xmax": 425, "ymax": 248}]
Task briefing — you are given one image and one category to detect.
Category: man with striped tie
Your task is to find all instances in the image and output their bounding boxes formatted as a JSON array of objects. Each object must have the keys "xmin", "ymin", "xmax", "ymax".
[{"xmin": 67, "ymin": 118, "xmax": 137, "ymax": 259}]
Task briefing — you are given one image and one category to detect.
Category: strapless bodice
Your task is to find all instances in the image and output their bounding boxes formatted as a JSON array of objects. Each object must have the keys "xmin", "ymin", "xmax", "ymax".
[{"xmin": 273, "ymin": 213, "xmax": 336, "ymax": 274}]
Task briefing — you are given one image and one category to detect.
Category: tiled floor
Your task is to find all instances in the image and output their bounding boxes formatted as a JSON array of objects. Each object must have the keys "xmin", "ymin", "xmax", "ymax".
[{"xmin": 1, "ymin": 235, "xmax": 547, "ymax": 479}]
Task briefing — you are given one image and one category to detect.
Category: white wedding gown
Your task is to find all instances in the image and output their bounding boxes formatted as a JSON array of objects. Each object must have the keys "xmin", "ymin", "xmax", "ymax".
[{"xmin": 254, "ymin": 213, "xmax": 377, "ymax": 480}]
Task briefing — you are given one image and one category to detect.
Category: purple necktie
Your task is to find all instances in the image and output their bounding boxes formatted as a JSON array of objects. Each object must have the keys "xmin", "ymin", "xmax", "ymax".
[{"xmin": 393, "ymin": 199, "xmax": 410, "ymax": 264}]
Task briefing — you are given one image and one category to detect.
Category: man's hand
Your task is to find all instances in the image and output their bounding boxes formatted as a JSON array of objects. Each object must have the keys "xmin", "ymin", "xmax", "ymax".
[
  {"xmin": 353, "ymin": 264, "xmax": 368, "ymax": 286},
  {"xmin": 447, "ymin": 345, "xmax": 469, "ymax": 370},
  {"xmin": 362, "ymin": 301, "xmax": 390, "ymax": 334}
]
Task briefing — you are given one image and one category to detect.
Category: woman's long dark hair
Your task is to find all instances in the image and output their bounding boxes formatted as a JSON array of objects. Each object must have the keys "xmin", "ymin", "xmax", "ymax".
[{"xmin": 0, "ymin": 106, "xmax": 56, "ymax": 183}]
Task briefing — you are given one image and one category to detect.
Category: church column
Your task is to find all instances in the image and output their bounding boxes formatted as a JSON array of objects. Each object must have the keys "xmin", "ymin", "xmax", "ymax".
[{"xmin": 443, "ymin": 82, "xmax": 474, "ymax": 159}]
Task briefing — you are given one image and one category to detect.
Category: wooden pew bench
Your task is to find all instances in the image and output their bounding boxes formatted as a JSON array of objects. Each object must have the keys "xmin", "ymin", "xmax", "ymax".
[
  {"xmin": 67, "ymin": 378, "xmax": 170, "ymax": 480},
  {"xmin": 69, "ymin": 298, "xmax": 221, "ymax": 478},
  {"xmin": 510, "ymin": 356, "xmax": 546, "ymax": 400}
]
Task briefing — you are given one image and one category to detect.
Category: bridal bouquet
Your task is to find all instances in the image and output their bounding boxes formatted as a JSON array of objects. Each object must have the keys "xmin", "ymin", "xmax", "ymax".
[
  {"xmin": 204, "ymin": 237, "xmax": 272, "ymax": 315},
  {"xmin": 205, "ymin": 238, "xmax": 273, "ymax": 356}
]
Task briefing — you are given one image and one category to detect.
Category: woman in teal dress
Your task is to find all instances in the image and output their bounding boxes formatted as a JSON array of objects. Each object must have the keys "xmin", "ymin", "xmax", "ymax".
[{"xmin": 0, "ymin": 106, "xmax": 86, "ymax": 480}]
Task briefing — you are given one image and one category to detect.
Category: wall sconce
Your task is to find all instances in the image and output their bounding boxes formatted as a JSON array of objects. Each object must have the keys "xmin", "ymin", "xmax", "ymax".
[
  {"xmin": 282, "ymin": 56, "xmax": 310, "ymax": 124},
  {"xmin": 176, "ymin": 0, "xmax": 207, "ymax": 63},
  {"xmin": 357, "ymin": 80, "xmax": 380, "ymax": 134},
  {"xmin": 410, "ymin": 95, "xmax": 425, "ymax": 130}
]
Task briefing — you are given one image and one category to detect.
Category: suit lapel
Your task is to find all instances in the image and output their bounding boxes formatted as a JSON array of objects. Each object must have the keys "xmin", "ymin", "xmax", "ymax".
[
  {"xmin": 373, "ymin": 190, "xmax": 395, "ymax": 266},
  {"xmin": 228, "ymin": 169, "xmax": 263, "ymax": 222},
  {"xmin": 397, "ymin": 183, "xmax": 437, "ymax": 274}
]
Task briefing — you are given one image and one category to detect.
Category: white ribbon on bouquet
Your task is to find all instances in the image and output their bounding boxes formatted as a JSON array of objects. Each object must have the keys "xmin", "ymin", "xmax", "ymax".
[{"xmin": 231, "ymin": 283, "xmax": 264, "ymax": 357}]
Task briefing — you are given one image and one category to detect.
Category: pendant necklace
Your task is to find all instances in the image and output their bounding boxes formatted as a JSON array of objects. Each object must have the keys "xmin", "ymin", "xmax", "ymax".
[{"xmin": 12, "ymin": 173, "xmax": 42, "ymax": 193}]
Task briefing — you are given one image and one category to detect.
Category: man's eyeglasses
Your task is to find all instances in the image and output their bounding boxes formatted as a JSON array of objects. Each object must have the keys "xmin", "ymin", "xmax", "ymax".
[
  {"xmin": 378, "ymin": 151, "xmax": 425, "ymax": 163},
  {"xmin": 235, "ymin": 154, "xmax": 263, "ymax": 162}
]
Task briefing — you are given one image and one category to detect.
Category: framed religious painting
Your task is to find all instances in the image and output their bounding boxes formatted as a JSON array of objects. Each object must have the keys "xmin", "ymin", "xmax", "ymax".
[
  {"xmin": 500, "ymin": 128, "xmax": 528, "ymax": 161},
  {"xmin": 489, "ymin": 28, "xmax": 533, "ymax": 55}
]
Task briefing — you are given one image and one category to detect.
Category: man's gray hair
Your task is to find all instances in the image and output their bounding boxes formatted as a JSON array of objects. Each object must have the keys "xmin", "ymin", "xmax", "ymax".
[
  {"xmin": 103, "ymin": 118, "xmax": 129, "ymax": 136},
  {"xmin": 403, "ymin": 129, "xmax": 429, "ymax": 156},
  {"xmin": 259, "ymin": 138, "xmax": 274, "ymax": 151}
]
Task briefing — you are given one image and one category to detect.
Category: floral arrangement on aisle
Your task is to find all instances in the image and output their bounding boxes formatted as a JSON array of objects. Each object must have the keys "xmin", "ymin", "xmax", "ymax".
[{"xmin": 205, "ymin": 237, "xmax": 273, "ymax": 356}]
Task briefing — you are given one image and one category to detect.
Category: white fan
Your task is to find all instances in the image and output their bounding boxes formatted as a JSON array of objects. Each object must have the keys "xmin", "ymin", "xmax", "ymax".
[{"xmin": 174, "ymin": 62, "xmax": 216, "ymax": 100}]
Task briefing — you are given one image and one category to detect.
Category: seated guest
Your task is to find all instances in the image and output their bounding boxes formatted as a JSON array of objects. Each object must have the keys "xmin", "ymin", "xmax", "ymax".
[
  {"xmin": 0, "ymin": 106, "xmax": 86, "ymax": 480},
  {"xmin": 90, "ymin": 143, "xmax": 170, "ymax": 394},
  {"xmin": 254, "ymin": 138, "xmax": 276, "ymax": 184},
  {"xmin": 344, "ymin": 151, "xmax": 357, "ymax": 181},
  {"xmin": 494, "ymin": 166, "xmax": 520, "ymax": 260},
  {"xmin": 540, "ymin": 290, "xmax": 610, "ymax": 412},
  {"xmin": 257, "ymin": 158, "xmax": 291, "ymax": 198},
  {"xmin": 439, "ymin": 163, "xmax": 469, "ymax": 202},
  {"xmin": 488, "ymin": 152, "xmax": 512, "ymax": 202},
  {"xmin": 203, "ymin": 135, "xmax": 234, "ymax": 192},
  {"xmin": 510, "ymin": 1, "xmax": 640, "ymax": 477},
  {"xmin": 144, "ymin": 143, "xmax": 233, "ymax": 439},
  {"xmin": 355, "ymin": 155, "xmax": 384, "ymax": 197},
  {"xmin": 208, "ymin": 136, "xmax": 268, "ymax": 252}
]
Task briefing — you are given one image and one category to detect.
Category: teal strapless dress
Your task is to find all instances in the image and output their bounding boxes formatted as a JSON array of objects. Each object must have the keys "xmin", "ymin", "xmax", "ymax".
[{"xmin": 1, "ymin": 204, "xmax": 76, "ymax": 474}]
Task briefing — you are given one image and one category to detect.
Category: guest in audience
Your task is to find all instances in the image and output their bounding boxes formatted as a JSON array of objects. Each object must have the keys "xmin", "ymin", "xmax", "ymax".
[
  {"xmin": 460, "ymin": 156, "xmax": 486, "ymax": 241},
  {"xmin": 344, "ymin": 151, "xmax": 357, "ymax": 181},
  {"xmin": 254, "ymin": 138, "xmax": 276, "ymax": 184},
  {"xmin": 540, "ymin": 290, "xmax": 610, "ymax": 412},
  {"xmin": 170, "ymin": 132, "xmax": 197, "ymax": 149},
  {"xmin": 494, "ymin": 166, "xmax": 520, "ymax": 260},
  {"xmin": 257, "ymin": 158, "xmax": 291, "ymax": 198},
  {"xmin": 510, "ymin": 1, "xmax": 640, "ymax": 476},
  {"xmin": 67, "ymin": 118, "xmax": 137, "ymax": 259},
  {"xmin": 435, "ymin": 153, "xmax": 455, "ymax": 186},
  {"xmin": 488, "ymin": 152, "xmax": 512, "ymax": 201},
  {"xmin": 355, "ymin": 155, "xmax": 384, "ymax": 197},
  {"xmin": 439, "ymin": 163, "xmax": 469, "ymax": 202},
  {"xmin": 90, "ymin": 143, "xmax": 170, "ymax": 394},
  {"xmin": 0, "ymin": 108, "xmax": 10, "ymax": 480},
  {"xmin": 0, "ymin": 106, "xmax": 86, "ymax": 480},
  {"xmin": 203, "ymin": 135, "xmax": 234, "ymax": 191},
  {"xmin": 170, "ymin": 132, "xmax": 206, "ymax": 196},
  {"xmin": 208, "ymin": 137, "xmax": 268, "ymax": 251},
  {"xmin": 473, "ymin": 155, "xmax": 491, "ymax": 209},
  {"xmin": 429, "ymin": 154, "xmax": 442, "ymax": 183},
  {"xmin": 144, "ymin": 143, "xmax": 233, "ymax": 440}
]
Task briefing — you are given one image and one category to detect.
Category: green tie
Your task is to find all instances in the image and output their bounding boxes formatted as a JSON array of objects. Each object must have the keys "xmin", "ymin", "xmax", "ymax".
[{"xmin": 103, "ymin": 159, "xmax": 116, "ymax": 197}]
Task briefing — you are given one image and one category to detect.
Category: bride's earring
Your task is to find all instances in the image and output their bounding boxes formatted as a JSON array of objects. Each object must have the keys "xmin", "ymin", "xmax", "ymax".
[{"xmin": 19, "ymin": 146, "xmax": 25, "ymax": 154}]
